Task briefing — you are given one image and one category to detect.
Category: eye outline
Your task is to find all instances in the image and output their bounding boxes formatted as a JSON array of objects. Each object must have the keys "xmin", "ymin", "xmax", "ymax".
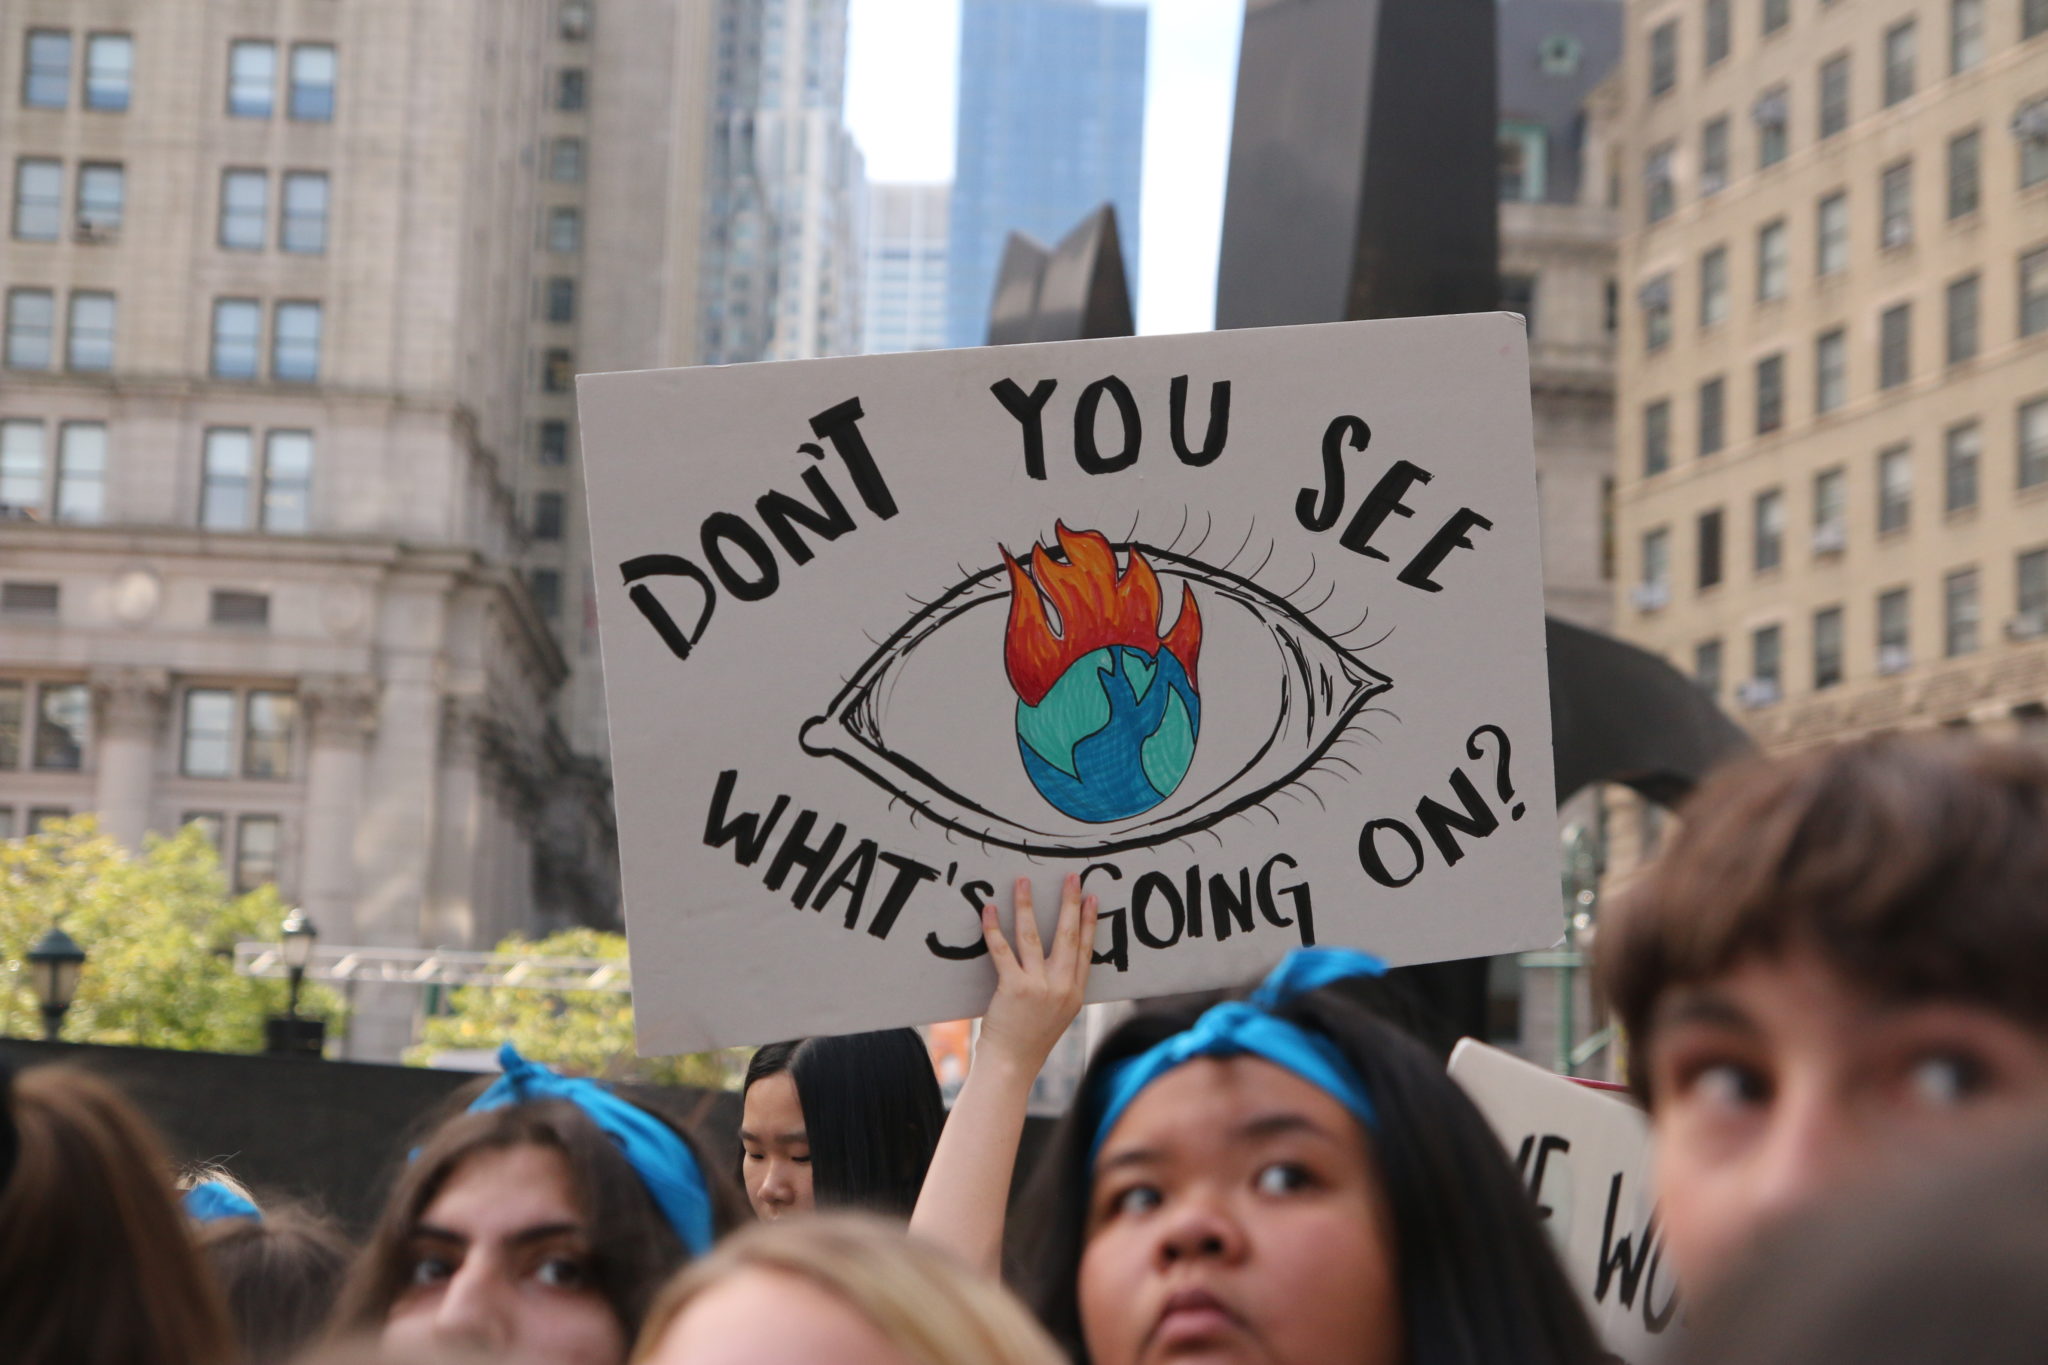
[{"xmin": 798, "ymin": 537, "xmax": 1392, "ymax": 856}]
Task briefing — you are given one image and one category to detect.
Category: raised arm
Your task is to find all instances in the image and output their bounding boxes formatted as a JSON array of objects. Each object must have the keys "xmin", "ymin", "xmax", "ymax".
[{"xmin": 910, "ymin": 873, "xmax": 1095, "ymax": 1278}]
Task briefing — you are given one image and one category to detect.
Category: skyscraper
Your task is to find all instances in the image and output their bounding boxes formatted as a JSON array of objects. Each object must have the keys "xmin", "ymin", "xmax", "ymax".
[
  {"xmin": 864, "ymin": 182, "xmax": 951, "ymax": 353},
  {"xmin": 946, "ymin": 0, "xmax": 1148, "ymax": 348}
]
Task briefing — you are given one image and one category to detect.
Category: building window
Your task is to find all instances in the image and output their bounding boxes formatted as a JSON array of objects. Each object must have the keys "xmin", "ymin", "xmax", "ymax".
[
  {"xmin": 1879, "ymin": 302, "xmax": 1912, "ymax": 389},
  {"xmin": 2029, "ymin": 0, "xmax": 2048, "ymax": 40},
  {"xmin": 547, "ymin": 206, "xmax": 581, "ymax": 253},
  {"xmin": 1945, "ymin": 567, "xmax": 1981, "ymax": 655},
  {"xmin": 1947, "ymin": 273, "xmax": 1980, "ymax": 364},
  {"xmin": 54, "ymin": 423, "xmax": 106, "ymax": 524},
  {"xmin": 1948, "ymin": 129, "xmax": 1980, "ymax": 218},
  {"xmin": 29, "ymin": 683, "xmax": 88, "ymax": 770},
  {"xmin": 1699, "ymin": 376, "xmax": 1726, "ymax": 456},
  {"xmin": 2022, "ymin": 247, "xmax": 2048, "ymax": 338},
  {"xmin": 1641, "ymin": 526, "xmax": 1672, "ymax": 598},
  {"xmin": 220, "ymin": 169, "xmax": 268, "ymax": 250},
  {"xmin": 1819, "ymin": 52, "xmax": 1850, "ymax": 139},
  {"xmin": 1883, "ymin": 21, "xmax": 1916, "ymax": 107},
  {"xmin": 1878, "ymin": 588, "xmax": 1911, "ymax": 671},
  {"xmin": 289, "ymin": 44, "xmax": 336, "ymax": 121},
  {"xmin": 538, "ymin": 420, "xmax": 570, "ymax": 466},
  {"xmin": 1644, "ymin": 399, "xmax": 1672, "ymax": 475},
  {"xmin": 557, "ymin": 68, "xmax": 588, "ymax": 111},
  {"xmin": 243, "ymin": 691, "xmax": 297, "ymax": 778},
  {"xmin": 1698, "ymin": 507, "xmax": 1725, "ymax": 590},
  {"xmin": 1755, "ymin": 86, "xmax": 1790, "ymax": 168},
  {"xmin": 1814, "ymin": 466, "xmax": 1848, "ymax": 550},
  {"xmin": 1815, "ymin": 328, "xmax": 1847, "ymax": 413},
  {"xmin": 1642, "ymin": 274, "xmax": 1673, "ymax": 349},
  {"xmin": 1645, "ymin": 144, "xmax": 1676, "ymax": 224},
  {"xmin": 228, "ymin": 41, "xmax": 276, "ymax": 118},
  {"xmin": 542, "ymin": 348, "xmax": 574, "ymax": 393},
  {"xmin": 1946, "ymin": 420, "xmax": 1981, "ymax": 511},
  {"xmin": 182, "ymin": 689, "xmax": 235, "ymax": 776},
  {"xmin": 14, "ymin": 158, "xmax": 63, "ymax": 241},
  {"xmin": 211, "ymin": 298, "xmax": 262, "ymax": 379},
  {"xmin": 5, "ymin": 289, "xmax": 54, "ymax": 370},
  {"xmin": 1751, "ymin": 624, "xmax": 1783, "ymax": 697},
  {"xmin": 23, "ymin": 30, "xmax": 72, "ymax": 108},
  {"xmin": 264, "ymin": 431, "xmax": 313, "ymax": 533},
  {"xmin": 1700, "ymin": 247, "xmax": 1729, "ymax": 326},
  {"xmin": 529, "ymin": 567, "xmax": 563, "ymax": 619},
  {"xmin": 1499, "ymin": 123, "xmax": 1548, "ymax": 203},
  {"xmin": 0, "ymin": 421, "xmax": 44, "ymax": 518},
  {"xmin": 1813, "ymin": 605, "xmax": 1845, "ymax": 689},
  {"xmin": 2020, "ymin": 396, "xmax": 2048, "ymax": 489},
  {"xmin": 280, "ymin": 172, "xmax": 328, "ymax": 254},
  {"xmin": 272, "ymin": 301, "xmax": 321, "ymax": 381},
  {"xmin": 0, "ymin": 581, "xmax": 59, "ymax": 617},
  {"xmin": 1649, "ymin": 21, "xmax": 1678, "ymax": 98},
  {"xmin": 2018, "ymin": 549, "xmax": 2048, "ymax": 629},
  {"xmin": 1756, "ymin": 352, "xmax": 1786, "ymax": 433},
  {"xmin": 66, "ymin": 291, "xmax": 115, "ymax": 371},
  {"xmin": 84, "ymin": 33, "xmax": 133, "ymax": 111},
  {"xmin": 1704, "ymin": 0, "xmax": 1731, "ymax": 65},
  {"xmin": 1701, "ymin": 117, "xmax": 1730, "ymax": 196},
  {"xmin": 1952, "ymin": 0, "xmax": 1986, "ymax": 71},
  {"xmin": 75, "ymin": 162, "xmax": 124, "ymax": 237},
  {"xmin": 235, "ymin": 815, "xmax": 281, "ymax": 893},
  {"xmin": 548, "ymin": 137, "xmax": 585, "ymax": 183},
  {"xmin": 561, "ymin": 0, "xmax": 595, "ymax": 40},
  {"xmin": 1817, "ymin": 190, "xmax": 1849, "ymax": 274},
  {"xmin": 1755, "ymin": 487, "xmax": 1785, "ymax": 571},
  {"xmin": 1758, "ymin": 218, "xmax": 1789, "ymax": 299},
  {"xmin": 1695, "ymin": 638, "xmax": 1724, "ymax": 697},
  {"xmin": 211, "ymin": 589, "xmax": 269, "ymax": 628},
  {"xmin": 1763, "ymin": 0, "xmax": 1790, "ymax": 36},
  {"xmin": 1539, "ymin": 34, "xmax": 1582, "ymax": 75},
  {"xmin": 545, "ymin": 277, "xmax": 577, "ymax": 325},
  {"xmin": 1877, "ymin": 444, "xmax": 1912, "ymax": 532},
  {"xmin": 532, "ymin": 491, "xmax": 566, "ymax": 541},
  {"xmin": 201, "ymin": 429, "xmax": 254, "ymax": 528},
  {"xmin": 1880, "ymin": 161, "xmax": 1914, "ymax": 249}
]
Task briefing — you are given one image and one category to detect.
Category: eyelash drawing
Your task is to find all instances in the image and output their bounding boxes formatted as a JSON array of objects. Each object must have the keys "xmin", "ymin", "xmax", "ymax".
[{"xmin": 798, "ymin": 521, "xmax": 1395, "ymax": 857}]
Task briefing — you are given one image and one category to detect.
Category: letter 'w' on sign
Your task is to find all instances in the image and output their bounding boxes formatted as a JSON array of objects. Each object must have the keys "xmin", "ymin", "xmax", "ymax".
[{"xmin": 575, "ymin": 314, "xmax": 1556, "ymax": 1054}]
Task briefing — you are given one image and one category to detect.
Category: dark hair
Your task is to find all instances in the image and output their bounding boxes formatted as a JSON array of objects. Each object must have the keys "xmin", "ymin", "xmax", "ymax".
[
  {"xmin": 0, "ymin": 1065, "xmax": 238, "ymax": 1365},
  {"xmin": 1015, "ymin": 986, "xmax": 1604, "ymax": 1365},
  {"xmin": 742, "ymin": 1029, "xmax": 945, "ymax": 1218},
  {"xmin": 1596, "ymin": 735, "xmax": 2048, "ymax": 1105},
  {"xmin": 199, "ymin": 1204, "xmax": 353, "ymax": 1365},
  {"xmin": 335, "ymin": 1095, "xmax": 741, "ymax": 1342}
]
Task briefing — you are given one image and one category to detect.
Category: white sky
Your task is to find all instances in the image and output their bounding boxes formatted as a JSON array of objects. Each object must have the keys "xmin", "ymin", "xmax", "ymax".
[{"xmin": 843, "ymin": 0, "xmax": 1246, "ymax": 337}]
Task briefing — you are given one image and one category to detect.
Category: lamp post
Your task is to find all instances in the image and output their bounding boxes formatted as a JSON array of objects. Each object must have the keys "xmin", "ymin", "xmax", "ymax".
[
  {"xmin": 265, "ymin": 909, "xmax": 325, "ymax": 1058},
  {"xmin": 26, "ymin": 926, "xmax": 86, "ymax": 1041}
]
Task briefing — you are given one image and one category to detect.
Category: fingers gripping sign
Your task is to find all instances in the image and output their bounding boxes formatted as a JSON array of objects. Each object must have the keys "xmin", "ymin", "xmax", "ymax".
[{"xmin": 978, "ymin": 875, "xmax": 1099, "ymax": 1070}]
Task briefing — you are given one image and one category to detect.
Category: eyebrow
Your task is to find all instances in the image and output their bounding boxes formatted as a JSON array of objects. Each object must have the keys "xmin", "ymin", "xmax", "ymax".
[
  {"xmin": 737, "ymin": 1127, "xmax": 808, "ymax": 1146},
  {"xmin": 411, "ymin": 1221, "xmax": 586, "ymax": 1248}
]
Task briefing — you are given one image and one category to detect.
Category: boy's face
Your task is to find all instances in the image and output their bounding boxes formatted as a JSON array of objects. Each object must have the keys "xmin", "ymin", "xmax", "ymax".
[{"xmin": 1646, "ymin": 947, "xmax": 2048, "ymax": 1291}]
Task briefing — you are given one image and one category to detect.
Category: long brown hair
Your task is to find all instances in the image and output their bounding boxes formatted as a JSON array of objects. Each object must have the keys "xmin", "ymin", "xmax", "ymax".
[
  {"xmin": 0, "ymin": 1065, "xmax": 238, "ymax": 1365},
  {"xmin": 333, "ymin": 1098, "xmax": 739, "ymax": 1343},
  {"xmin": 198, "ymin": 1206, "xmax": 353, "ymax": 1365}
]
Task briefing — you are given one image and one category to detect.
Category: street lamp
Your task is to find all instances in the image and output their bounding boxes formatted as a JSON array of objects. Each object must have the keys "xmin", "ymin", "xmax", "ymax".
[
  {"xmin": 265, "ymin": 909, "xmax": 325, "ymax": 1059},
  {"xmin": 26, "ymin": 926, "xmax": 86, "ymax": 1042}
]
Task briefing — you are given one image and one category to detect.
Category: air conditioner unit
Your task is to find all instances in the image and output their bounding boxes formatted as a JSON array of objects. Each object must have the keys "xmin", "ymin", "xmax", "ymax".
[
  {"xmin": 1877, "ymin": 644, "xmax": 1912, "ymax": 675},
  {"xmin": 1812, "ymin": 522, "xmax": 1848, "ymax": 554},
  {"xmin": 1735, "ymin": 678, "xmax": 1782, "ymax": 709},
  {"xmin": 2006, "ymin": 611, "xmax": 2048, "ymax": 641},
  {"xmin": 74, "ymin": 217, "xmax": 119, "ymax": 244},
  {"xmin": 1630, "ymin": 582, "xmax": 1671, "ymax": 612}
]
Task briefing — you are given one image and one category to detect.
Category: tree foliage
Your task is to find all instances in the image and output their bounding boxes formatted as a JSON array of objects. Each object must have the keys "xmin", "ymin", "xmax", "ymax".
[
  {"xmin": 1, "ymin": 816, "xmax": 344, "ymax": 1052},
  {"xmin": 408, "ymin": 926, "xmax": 742, "ymax": 1089}
]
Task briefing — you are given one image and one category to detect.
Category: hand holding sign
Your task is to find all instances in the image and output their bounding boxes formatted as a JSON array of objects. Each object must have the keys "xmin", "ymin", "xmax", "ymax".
[{"xmin": 978, "ymin": 875, "xmax": 1099, "ymax": 1068}]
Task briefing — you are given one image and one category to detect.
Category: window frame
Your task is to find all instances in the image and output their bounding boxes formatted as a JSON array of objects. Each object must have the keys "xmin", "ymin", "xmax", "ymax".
[
  {"xmin": 1877, "ymin": 444, "xmax": 1913, "ymax": 534},
  {"xmin": 1879, "ymin": 301, "xmax": 1912, "ymax": 389},
  {"xmin": 287, "ymin": 43, "xmax": 337, "ymax": 122},
  {"xmin": 210, "ymin": 297, "xmax": 263, "ymax": 379},
  {"xmin": 1812, "ymin": 605, "xmax": 1845, "ymax": 689},
  {"xmin": 65, "ymin": 290, "xmax": 115, "ymax": 372},
  {"xmin": 1754, "ymin": 487, "xmax": 1786, "ymax": 572},
  {"xmin": 1945, "ymin": 420, "xmax": 1981, "ymax": 512},
  {"xmin": 271, "ymin": 300, "xmax": 322, "ymax": 382},
  {"xmin": 279, "ymin": 171, "xmax": 329, "ymax": 254},
  {"xmin": 54, "ymin": 421, "xmax": 106, "ymax": 524},
  {"xmin": 4, "ymin": 287, "xmax": 55, "ymax": 370},
  {"xmin": 1946, "ymin": 273, "xmax": 1980, "ymax": 364},
  {"xmin": 13, "ymin": 157, "xmax": 63, "ymax": 241},
  {"xmin": 227, "ymin": 39, "xmax": 277, "ymax": 119},
  {"xmin": 83, "ymin": 32, "xmax": 133, "ymax": 112},
  {"xmin": 23, "ymin": 30, "xmax": 73, "ymax": 109}
]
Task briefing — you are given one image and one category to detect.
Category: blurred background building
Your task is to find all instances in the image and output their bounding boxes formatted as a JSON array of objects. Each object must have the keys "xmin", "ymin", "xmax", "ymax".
[
  {"xmin": 944, "ymin": 0, "xmax": 1148, "ymax": 347},
  {"xmin": 863, "ymin": 182, "xmax": 951, "ymax": 353}
]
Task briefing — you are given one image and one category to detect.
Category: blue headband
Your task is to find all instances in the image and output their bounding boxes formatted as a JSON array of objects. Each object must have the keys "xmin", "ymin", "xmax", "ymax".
[
  {"xmin": 1089, "ymin": 948, "xmax": 1387, "ymax": 1165},
  {"xmin": 184, "ymin": 1181, "xmax": 262, "ymax": 1223},
  {"xmin": 467, "ymin": 1044, "xmax": 715, "ymax": 1257}
]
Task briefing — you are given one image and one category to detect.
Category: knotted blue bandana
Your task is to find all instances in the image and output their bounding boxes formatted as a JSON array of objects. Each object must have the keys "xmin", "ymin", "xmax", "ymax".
[
  {"xmin": 1089, "ymin": 947, "xmax": 1387, "ymax": 1164},
  {"xmin": 468, "ymin": 1044, "xmax": 715, "ymax": 1257},
  {"xmin": 183, "ymin": 1181, "xmax": 262, "ymax": 1223}
]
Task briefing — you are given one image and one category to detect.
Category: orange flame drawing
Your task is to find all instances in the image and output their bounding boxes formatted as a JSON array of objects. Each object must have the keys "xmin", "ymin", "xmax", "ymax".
[{"xmin": 1000, "ymin": 523, "xmax": 1202, "ymax": 708}]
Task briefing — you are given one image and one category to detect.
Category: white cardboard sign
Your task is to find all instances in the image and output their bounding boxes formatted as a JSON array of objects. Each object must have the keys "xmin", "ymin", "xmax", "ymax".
[
  {"xmin": 1449, "ymin": 1040, "xmax": 1685, "ymax": 1360},
  {"xmin": 578, "ymin": 316, "xmax": 1558, "ymax": 1052}
]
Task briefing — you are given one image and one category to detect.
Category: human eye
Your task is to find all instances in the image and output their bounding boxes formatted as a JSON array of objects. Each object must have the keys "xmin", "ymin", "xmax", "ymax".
[
  {"xmin": 800, "ymin": 523, "xmax": 1389, "ymax": 857},
  {"xmin": 1100, "ymin": 1181, "xmax": 1163, "ymax": 1219},
  {"xmin": 1254, "ymin": 1161, "xmax": 1316, "ymax": 1196},
  {"xmin": 406, "ymin": 1254, "xmax": 457, "ymax": 1288},
  {"xmin": 534, "ymin": 1255, "xmax": 593, "ymax": 1290},
  {"xmin": 1904, "ymin": 1050, "xmax": 1990, "ymax": 1110},
  {"xmin": 1676, "ymin": 1059, "xmax": 1770, "ymax": 1112}
]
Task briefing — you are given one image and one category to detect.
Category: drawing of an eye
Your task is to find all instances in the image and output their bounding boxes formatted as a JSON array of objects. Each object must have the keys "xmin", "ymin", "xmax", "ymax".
[{"xmin": 798, "ymin": 522, "xmax": 1393, "ymax": 856}]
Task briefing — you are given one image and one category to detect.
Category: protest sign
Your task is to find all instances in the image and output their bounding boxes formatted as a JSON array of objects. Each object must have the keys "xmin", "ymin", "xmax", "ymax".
[
  {"xmin": 1449, "ymin": 1040, "xmax": 1684, "ymax": 1360},
  {"xmin": 578, "ymin": 315, "xmax": 1558, "ymax": 1052}
]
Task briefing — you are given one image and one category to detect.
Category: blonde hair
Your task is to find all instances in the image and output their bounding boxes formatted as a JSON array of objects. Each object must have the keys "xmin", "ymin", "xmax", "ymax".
[{"xmin": 632, "ymin": 1213, "xmax": 1065, "ymax": 1365}]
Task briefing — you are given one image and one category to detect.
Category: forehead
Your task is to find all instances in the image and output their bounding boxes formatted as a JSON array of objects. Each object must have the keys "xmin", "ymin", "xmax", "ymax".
[
  {"xmin": 743, "ymin": 1071, "xmax": 805, "ymax": 1131},
  {"xmin": 660, "ymin": 1268, "xmax": 910, "ymax": 1365},
  {"xmin": 1096, "ymin": 1054, "xmax": 1364, "ymax": 1158},
  {"xmin": 420, "ymin": 1142, "xmax": 582, "ymax": 1235}
]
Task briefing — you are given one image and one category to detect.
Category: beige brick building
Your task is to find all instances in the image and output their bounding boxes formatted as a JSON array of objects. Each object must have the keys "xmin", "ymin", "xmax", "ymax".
[{"xmin": 1608, "ymin": 0, "xmax": 2048, "ymax": 778}]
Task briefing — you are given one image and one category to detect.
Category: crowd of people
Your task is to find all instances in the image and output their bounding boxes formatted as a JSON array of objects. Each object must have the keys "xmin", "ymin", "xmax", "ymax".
[{"xmin": 3, "ymin": 732, "xmax": 2046, "ymax": 1365}]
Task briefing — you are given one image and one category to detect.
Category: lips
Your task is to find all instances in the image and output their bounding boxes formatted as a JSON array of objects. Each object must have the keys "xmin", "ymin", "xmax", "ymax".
[{"xmin": 1150, "ymin": 1286, "xmax": 1244, "ymax": 1350}]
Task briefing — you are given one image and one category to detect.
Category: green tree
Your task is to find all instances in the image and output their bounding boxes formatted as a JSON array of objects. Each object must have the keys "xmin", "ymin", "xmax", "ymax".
[
  {"xmin": 1, "ymin": 816, "xmax": 343, "ymax": 1051},
  {"xmin": 409, "ymin": 927, "xmax": 741, "ymax": 1088}
]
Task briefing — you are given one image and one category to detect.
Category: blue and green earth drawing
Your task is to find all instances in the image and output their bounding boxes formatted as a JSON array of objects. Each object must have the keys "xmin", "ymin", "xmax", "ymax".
[{"xmin": 1015, "ymin": 644, "xmax": 1202, "ymax": 823}]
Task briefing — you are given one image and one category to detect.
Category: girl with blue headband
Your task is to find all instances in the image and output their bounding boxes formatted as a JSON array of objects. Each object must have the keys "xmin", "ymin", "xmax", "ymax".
[{"xmin": 333, "ymin": 1048, "xmax": 742, "ymax": 1365}]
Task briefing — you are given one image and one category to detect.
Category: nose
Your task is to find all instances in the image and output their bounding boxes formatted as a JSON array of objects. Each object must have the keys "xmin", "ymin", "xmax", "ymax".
[
  {"xmin": 431, "ymin": 1255, "xmax": 513, "ymax": 1350},
  {"xmin": 1153, "ymin": 1189, "xmax": 1247, "ymax": 1268},
  {"xmin": 755, "ymin": 1157, "xmax": 794, "ymax": 1214},
  {"xmin": 1742, "ymin": 1081, "xmax": 1863, "ymax": 1232}
]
